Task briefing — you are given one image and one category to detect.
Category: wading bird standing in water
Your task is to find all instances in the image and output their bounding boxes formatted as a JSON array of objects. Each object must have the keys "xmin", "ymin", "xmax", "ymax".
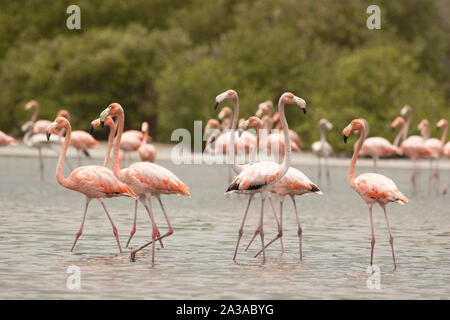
[
  {"xmin": 240, "ymin": 117, "xmax": 322, "ymax": 261},
  {"xmin": 343, "ymin": 118, "xmax": 408, "ymax": 270},
  {"xmin": 311, "ymin": 118, "xmax": 333, "ymax": 186},
  {"xmin": 0, "ymin": 131, "xmax": 18, "ymax": 147},
  {"xmin": 223, "ymin": 92, "xmax": 307, "ymax": 264},
  {"xmin": 138, "ymin": 121, "xmax": 156, "ymax": 163},
  {"xmin": 46, "ymin": 117, "xmax": 136, "ymax": 253},
  {"xmin": 98, "ymin": 103, "xmax": 190, "ymax": 266}
]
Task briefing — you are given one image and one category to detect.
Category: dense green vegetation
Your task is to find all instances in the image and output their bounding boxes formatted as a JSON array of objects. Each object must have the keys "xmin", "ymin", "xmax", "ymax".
[{"xmin": 0, "ymin": 0, "xmax": 448, "ymax": 152}]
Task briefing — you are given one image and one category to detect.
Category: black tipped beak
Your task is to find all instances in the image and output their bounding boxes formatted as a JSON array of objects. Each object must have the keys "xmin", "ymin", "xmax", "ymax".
[
  {"xmin": 46, "ymin": 132, "xmax": 51, "ymax": 141},
  {"xmin": 302, "ymin": 108, "xmax": 306, "ymax": 114},
  {"xmin": 238, "ymin": 129, "xmax": 243, "ymax": 138},
  {"xmin": 214, "ymin": 101, "xmax": 219, "ymax": 110},
  {"xmin": 88, "ymin": 124, "xmax": 94, "ymax": 135},
  {"xmin": 100, "ymin": 121, "xmax": 105, "ymax": 128},
  {"xmin": 343, "ymin": 135, "xmax": 348, "ymax": 143}
]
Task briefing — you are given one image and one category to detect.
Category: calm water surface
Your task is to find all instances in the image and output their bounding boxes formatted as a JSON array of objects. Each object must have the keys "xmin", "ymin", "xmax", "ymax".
[{"xmin": 0, "ymin": 156, "xmax": 449, "ymax": 299}]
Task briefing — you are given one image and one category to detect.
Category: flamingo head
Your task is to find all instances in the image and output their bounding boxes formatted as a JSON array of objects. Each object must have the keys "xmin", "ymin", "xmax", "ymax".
[
  {"xmin": 205, "ymin": 119, "xmax": 220, "ymax": 132},
  {"xmin": 400, "ymin": 105, "xmax": 412, "ymax": 116},
  {"xmin": 255, "ymin": 100, "xmax": 273, "ymax": 117},
  {"xmin": 25, "ymin": 100, "xmax": 39, "ymax": 110},
  {"xmin": 391, "ymin": 116, "xmax": 405, "ymax": 130},
  {"xmin": 214, "ymin": 90, "xmax": 238, "ymax": 110},
  {"xmin": 343, "ymin": 119, "xmax": 366, "ymax": 143},
  {"xmin": 47, "ymin": 117, "xmax": 69, "ymax": 141},
  {"xmin": 100, "ymin": 103, "xmax": 122, "ymax": 127},
  {"xmin": 279, "ymin": 92, "xmax": 307, "ymax": 114},
  {"xmin": 89, "ymin": 116, "xmax": 114, "ymax": 134},
  {"xmin": 57, "ymin": 109, "xmax": 71, "ymax": 121},
  {"xmin": 437, "ymin": 118, "xmax": 448, "ymax": 129},
  {"xmin": 239, "ymin": 116, "xmax": 262, "ymax": 137},
  {"xmin": 218, "ymin": 106, "xmax": 232, "ymax": 120},
  {"xmin": 418, "ymin": 119, "xmax": 429, "ymax": 132},
  {"xmin": 141, "ymin": 121, "xmax": 149, "ymax": 133},
  {"xmin": 319, "ymin": 118, "xmax": 333, "ymax": 130}
]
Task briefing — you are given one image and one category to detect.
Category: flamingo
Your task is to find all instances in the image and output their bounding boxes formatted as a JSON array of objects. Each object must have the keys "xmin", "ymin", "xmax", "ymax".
[
  {"xmin": 240, "ymin": 117, "xmax": 322, "ymax": 261},
  {"xmin": 272, "ymin": 111, "xmax": 304, "ymax": 149},
  {"xmin": 204, "ymin": 119, "xmax": 221, "ymax": 154},
  {"xmin": 138, "ymin": 121, "xmax": 156, "ymax": 163},
  {"xmin": 443, "ymin": 141, "xmax": 450, "ymax": 195},
  {"xmin": 399, "ymin": 105, "xmax": 438, "ymax": 195},
  {"xmin": 311, "ymin": 118, "xmax": 333, "ymax": 185},
  {"xmin": 357, "ymin": 119, "xmax": 402, "ymax": 172},
  {"xmin": 222, "ymin": 91, "xmax": 307, "ymax": 264},
  {"xmin": 24, "ymin": 100, "xmax": 52, "ymax": 134},
  {"xmin": 0, "ymin": 131, "xmax": 18, "ymax": 147},
  {"xmin": 97, "ymin": 103, "xmax": 190, "ymax": 266},
  {"xmin": 46, "ymin": 117, "xmax": 136, "ymax": 252},
  {"xmin": 218, "ymin": 106, "xmax": 233, "ymax": 131},
  {"xmin": 418, "ymin": 119, "xmax": 448, "ymax": 194},
  {"xmin": 343, "ymin": 118, "xmax": 408, "ymax": 270},
  {"xmin": 255, "ymin": 100, "xmax": 274, "ymax": 118}
]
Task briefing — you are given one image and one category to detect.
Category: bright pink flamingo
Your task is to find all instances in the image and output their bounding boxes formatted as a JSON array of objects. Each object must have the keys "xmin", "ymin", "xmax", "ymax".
[
  {"xmin": 0, "ymin": 131, "xmax": 18, "ymax": 147},
  {"xmin": 418, "ymin": 119, "xmax": 448, "ymax": 194},
  {"xmin": 343, "ymin": 118, "xmax": 408, "ymax": 270},
  {"xmin": 400, "ymin": 105, "xmax": 437, "ymax": 195},
  {"xmin": 222, "ymin": 92, "xmax": 307, "ymax": 264},
  {"xmin": 357, "ymin": 119, "xmax": 402, "ymax": 171},
  {"xmin": 46, "ymin": 117, "xmax": 136, "ymax": 253},
  {"xmin": 240, "ymin": 117, "xmax": 322, "ymax": 261},
  {"xmin": 138, "ymin": 122, "xmax": 156, "ymax": 163},
  {"xmin": 98, "ymin": 103, "xmax": 190, "ymax": 266}
]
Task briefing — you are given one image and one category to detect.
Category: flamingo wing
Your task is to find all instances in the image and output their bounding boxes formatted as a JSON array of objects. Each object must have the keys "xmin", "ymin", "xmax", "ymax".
[
  {"xmin": 354, "ymin": 173, "xmax": 408, "ymax": 205},
  {"xmin": 226, "ymin": 161, "xmax": 281, "ymax": 193},
  {"xmin": 270, "ymin": 167, "xmax": 322, "ymax": 196}
]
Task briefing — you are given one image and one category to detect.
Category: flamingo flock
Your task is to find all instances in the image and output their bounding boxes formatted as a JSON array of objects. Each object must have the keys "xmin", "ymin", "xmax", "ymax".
[{"xmin": 0, "ymin": 92, "xmax": 448, "ymax": 270}]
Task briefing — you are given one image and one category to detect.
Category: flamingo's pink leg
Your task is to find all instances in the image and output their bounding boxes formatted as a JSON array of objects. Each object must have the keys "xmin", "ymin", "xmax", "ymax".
[
  {"xmin": 380, "ymin": 204, "xmax": 397, "ymax": 270},
  {"xmin": 291, "ymin": 195, "xmax": 303, "ymax": 261},
  {"xmin": 38, "ymin": 148, "xmax": 44, "ymax": 181},
  {"xmin": 125, "ymin": 199, "xmax": 139, "ymax": 248},
  {"xmin": 140, "ymin": 198, "xmax": 158, "ymax": 266},
  {"xmin": 254, "ymin": 197, "xmax": 284, "ymax": 258},
  {"xmin": 373, "ymin": 158, "xmax": 377, "ymax": 173},
  {"xmin": 71, "ymin": 197, "xmax": 91, "ymax": 252},
  {"xmin": 233, "ymin": 194, "xmax": 253, "ymax": 263},
  {"xmin": 147, "ymin": 197, "xmax": 164, "ymax": 248},
  {"xmin": 258, "ymin": 195, "xmax": 266, "ymax": 264},
  {"xmin": 156, "ymin": 195, "xmax": 174, "ymax": 241},
  {"xmin": 98, "ymin": 198, "xmax": 122, "ymax": 253},
  {"xmin": 368, "ymin": 204, "xmax": 375, "ymax": 266},
  {"xmin": 317, "ymin": 157, "xmax": 322, "ymax": 181},
  {"xmin": 325, "ymin": 157, "xmax": 331, "ymax": 189}
]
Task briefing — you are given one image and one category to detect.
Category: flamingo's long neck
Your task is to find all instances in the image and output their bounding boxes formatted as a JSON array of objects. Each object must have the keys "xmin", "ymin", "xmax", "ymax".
[
  {"xmin": 56, "ymin": 124, "xmax": 72, "ymax": 189},
  {"xmin": 104, "ymin": 121, "xmax": 116, "ymax": 168},
  {"xmin": 440, "ymin": 122, "xmax": 448, "ymax": 145},
  {"xmin": 229, "ymin": 96, "xmax": 242, "ymax": 173},
  {"xmin": 349, "ymin": 123, "xmax": 366, "ymax": 188},
  {"xmin": 404, "ymin": 109, "xmax": 412, "ymax": 141},
  {"xmin": 277, "ymin": 98, "xmax": 291, "ymax": 180},
  {"xmin": 319, "ymin": 124, "xmax": 326, "ymax": 143},
  {"xmin": 393, "ymin": 122, "xmax": 405, "ymax": 147},
  {"xmin": 31, "ymin": 104, "xmax": 39, "ymax": 124},
  {"xmin": 142, "ymin": 127, "xmax": 148, "ymax": 147},
  {"xmin": 112, "ymin": 108, "xmax": 125, "ymax": 178}
]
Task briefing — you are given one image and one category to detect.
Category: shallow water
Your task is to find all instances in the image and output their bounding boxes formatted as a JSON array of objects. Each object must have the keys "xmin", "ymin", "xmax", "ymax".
[{"xmin": 0, "ymin": 156, "xmax": 449, "ymax": 299}]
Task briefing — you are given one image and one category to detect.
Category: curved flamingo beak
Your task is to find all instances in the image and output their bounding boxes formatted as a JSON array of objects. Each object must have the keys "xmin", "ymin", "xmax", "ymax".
[
  {"xmin": 46, "ymin": 122, "xmax": 58, "ymax": 141},
  {"xmin": 343, "ymin": 135, "xmax": 348, "ymax": 143},
  {"xmin": 214, "ymin": 91, "xmax": 229, "ymax": 110},
  {"xmin": 293, "ymin": 96, "xmax": 307, "ymax": 114},
  {"xmin": 99, "ymin": 107, "xmax": 111, "ymax": 127}
]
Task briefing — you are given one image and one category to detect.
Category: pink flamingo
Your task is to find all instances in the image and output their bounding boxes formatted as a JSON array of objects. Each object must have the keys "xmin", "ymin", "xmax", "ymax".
[
  {"xmin": 98, "ymin": 103, "xmax": 190, "ymax": 265},
  {"xmin": 46, "ymin": 117, "xmax": 136, "ymax": 252},
  {"xmin": 138, "ymin": 122, "xmax": 156, "ymax": 163},
  {"xmin": 357, "ymin": 119, "xmax": 402, "ymax": 171},
  {"xmin": 311, "ymin": 118, "xmax": 333, "ymax": 185},
  {"xmin": 240, "ymin": 117, "xmax": 322, "ymax": 261},
  {"xmin": 400, "ymin": 105, "xmax": 437, "ymax": 195},
  {"xmin": 0, "ymin": 131, "xmax": 18, "ymax": 147},
  {"xmin": 343, "ymin": 119, "xmax": 408, "ymax": 270},
  {"xmin": 204, "ymin": 119, "xmax": 221, "ymax": 154},
  {"xmin": 255, "ymin": 100, "xmax": 274, "ymax": 118},
  {"xmin": 223, "ymin": 92, "xmax": 307, "ymax": 264},
  {"xmin": 418, "ymin": 119, "xmax": 448, "ymax": 194},
  {"xmin": 24, "ymin": 100, "xmax": 52, "ymax": 134},
  {"xmin": 443, "ymin": 141, "xmax": 450, "ymax": 195},
  {"xmin": 271, "ymin": 111, "xmax": 304, "ymax": 149}
]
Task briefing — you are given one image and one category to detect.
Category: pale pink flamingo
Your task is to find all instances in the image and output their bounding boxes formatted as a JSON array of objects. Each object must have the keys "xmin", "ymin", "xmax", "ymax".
[
  {"xmin": 343, "ymin": 118, "xmax": 408, "ymax": 270},
  {"xmin": 311, "ymin": 118, "xmax": 333, "ymax": 185},
  {"xmin": 0, "ymin": 131, "xmax": 18, "ymax": 147},
  {"xmin": 357, "ymin": 119, "xmax": 402, "ymax": 171},
  {"xmin": 443, "ymin": 141, "xmax": 450, "ymax": 195},
  {"xmin": 418, "ymin": 119, "xmax": 448, "ymax": 194},
  {"xmin": 400, "ymin": 105, "xmax": 438, "ymax": 195},
  {"xmin": 240, "ymin": 117, "xmax": 322, "ymax": 261},
  {"xmin": 24, "ymin": 100, "xmax": 52, "ymax": 134},
  {"xmin": 255, "ymin": 100, "xmax": 274, "ymax": 118},
  {"xmin": 138, "ymin": 121, "xmax": 156, "ymax": 163},
  {"xmin": 222, "ymin": 92, "xmax": 307, "ymax": 264},
  {"xmin": 272, "ymin": 111, "xmax": 304, "ymax": 149},
  {"xmin": 213, "ymin": 101, "xmax": 256, "ymax": 184},
  {"xmin": 46, "ymin": 117, "xmax": 136, "ymax": 252},
  {"xmin": 204, "ymin": 119, "xmax": 221, "ymax": 154},
  {"xmin": 98, "ymin": 103, "xmax": 190, "ymax": 265},
  {"xmin": 218, "ymin": 106, "xmax": 233, "ymax": 130}
]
